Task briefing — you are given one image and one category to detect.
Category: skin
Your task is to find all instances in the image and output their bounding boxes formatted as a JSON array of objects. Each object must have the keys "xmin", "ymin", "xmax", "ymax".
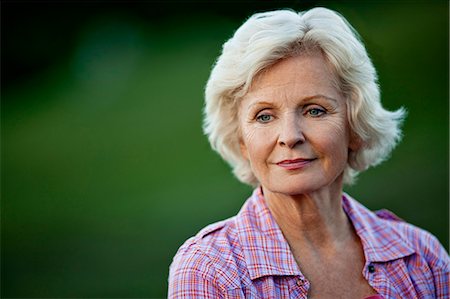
[{"xmin": 238, "ymin": 53, "xmax": 377, "ymax": 298}]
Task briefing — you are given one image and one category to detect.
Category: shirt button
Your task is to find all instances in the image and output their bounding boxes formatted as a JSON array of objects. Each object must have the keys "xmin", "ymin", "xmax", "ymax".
[
  {"xmin": 297, "ymin": 278, "xmax": 304, "ymax": 286},
  {"xmin": 368, "ymin": 264, "xmax": 376, "ymax": 273}
]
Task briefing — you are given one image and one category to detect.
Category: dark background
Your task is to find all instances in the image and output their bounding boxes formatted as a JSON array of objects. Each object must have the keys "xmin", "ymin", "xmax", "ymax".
[{"xmin": 2, "ymin": 0, "xmax": 449, "ymax": 297}]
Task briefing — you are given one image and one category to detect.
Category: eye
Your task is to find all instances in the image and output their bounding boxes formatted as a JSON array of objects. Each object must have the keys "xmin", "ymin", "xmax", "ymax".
[
  {"xmin": 307, "ymin": 107, "xmax": 326, "ymax": 117},
  {"xmin": 256, "ymin": 114, "xmax": 273, "ymax": 123}
]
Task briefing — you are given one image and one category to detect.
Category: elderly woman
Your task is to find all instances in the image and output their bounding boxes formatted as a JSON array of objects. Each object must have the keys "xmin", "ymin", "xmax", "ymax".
[{"xmin": 168, "ymin": 7, "xmax": 449, "ymax": 299}]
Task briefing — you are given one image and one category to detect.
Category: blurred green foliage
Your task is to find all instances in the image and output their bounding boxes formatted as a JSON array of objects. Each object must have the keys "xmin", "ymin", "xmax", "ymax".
[{"xmin": 2, "ymin": 1, "xmax": 448, "ymax": 298}]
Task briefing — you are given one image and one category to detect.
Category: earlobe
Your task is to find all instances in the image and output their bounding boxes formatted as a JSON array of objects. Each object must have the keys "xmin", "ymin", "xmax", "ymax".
[{"xmin": 349, "ymin": 133, "xmax": 363, "ymax": 151}]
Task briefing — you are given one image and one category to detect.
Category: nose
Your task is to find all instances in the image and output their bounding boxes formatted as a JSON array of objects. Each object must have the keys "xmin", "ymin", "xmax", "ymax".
[{"xmin": 278, "ymin": 114, "xmax": 305, "ymax": 148}]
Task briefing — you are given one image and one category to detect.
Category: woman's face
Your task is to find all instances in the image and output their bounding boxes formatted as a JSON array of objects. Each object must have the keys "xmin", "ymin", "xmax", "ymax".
[{"xmin": 238, "ymin": 53, "xmax": 357, "ymax": 195}]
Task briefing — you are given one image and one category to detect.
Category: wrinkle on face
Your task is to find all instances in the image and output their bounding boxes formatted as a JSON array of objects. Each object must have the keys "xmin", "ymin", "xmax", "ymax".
[{"xmin": 237, "ymin": 52, "xmax": 353, "ymax": 196}]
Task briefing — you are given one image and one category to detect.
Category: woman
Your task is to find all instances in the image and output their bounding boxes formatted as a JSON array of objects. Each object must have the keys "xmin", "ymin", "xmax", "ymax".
[{"xmin": 169, "ymin": 8, "xmax": 449, "ymax": 298}]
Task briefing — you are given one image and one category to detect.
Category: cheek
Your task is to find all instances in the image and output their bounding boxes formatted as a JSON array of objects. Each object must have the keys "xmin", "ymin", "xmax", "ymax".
[
  {"xmin": 331, "ymin": 123, "xmax": 350, "ymax": 151},
  {"xmin": 241, "ymin": 126, "xmax": 276, "ymax": 161},
  {"xmin": 310, "ymin": 119, "xmax": 350, "ymax": 158}
]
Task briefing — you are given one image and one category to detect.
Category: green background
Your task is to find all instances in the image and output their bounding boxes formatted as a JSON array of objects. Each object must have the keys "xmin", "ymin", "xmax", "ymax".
[{"xmin": 2, "ymin": 1, "xmax": 448, "ymax": 298}]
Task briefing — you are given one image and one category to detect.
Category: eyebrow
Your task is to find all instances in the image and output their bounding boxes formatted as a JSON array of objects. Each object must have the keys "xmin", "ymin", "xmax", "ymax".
[
  {"xmin": 301, "ymin": 94, "xmax": 338, "ymax": 103},
  {"xmin": 247, "ymin": 94, "xmax": 338, "ymax": 109}
]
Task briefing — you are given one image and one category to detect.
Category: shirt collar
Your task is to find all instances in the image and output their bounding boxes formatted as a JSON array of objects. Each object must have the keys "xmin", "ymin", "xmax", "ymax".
[
  {"xmin": 235, "ymin": 187, "xmax": 301, "ymax": 280},
  {"xmin": 342, "ymin": 193, "xmax": 415, "ymax": 263},
  {"xmin": 235, "ymin": 188, "xmax": 415, "ymax": 280}
]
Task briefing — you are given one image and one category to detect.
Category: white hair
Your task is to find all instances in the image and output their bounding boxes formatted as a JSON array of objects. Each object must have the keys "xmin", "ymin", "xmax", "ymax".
[{"xmin": 203, "ymin": 7, "xmax": 406, "ymax": 186}]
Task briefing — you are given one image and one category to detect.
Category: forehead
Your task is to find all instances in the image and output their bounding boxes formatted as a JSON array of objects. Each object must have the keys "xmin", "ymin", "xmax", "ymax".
[{"xmin": 245, "ymin": 53, "xmax": 341, "ymax": 101}]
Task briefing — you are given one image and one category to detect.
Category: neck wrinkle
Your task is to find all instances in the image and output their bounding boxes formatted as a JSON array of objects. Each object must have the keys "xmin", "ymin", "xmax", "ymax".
[{"xmin": 262, "ymin": 184, "xmax": 353, "ymax": 249}]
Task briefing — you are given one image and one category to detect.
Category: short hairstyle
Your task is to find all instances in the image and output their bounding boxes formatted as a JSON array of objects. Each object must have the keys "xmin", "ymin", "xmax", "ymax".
[{"xmin": 203, "ymin": 7, "xmax": 406, "ymax": 186}]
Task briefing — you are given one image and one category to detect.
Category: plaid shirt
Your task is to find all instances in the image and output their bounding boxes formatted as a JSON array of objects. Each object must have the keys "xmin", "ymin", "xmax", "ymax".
[{"xmin": 169, "ymin": 188, "xmax": 450, "ymax": 298}]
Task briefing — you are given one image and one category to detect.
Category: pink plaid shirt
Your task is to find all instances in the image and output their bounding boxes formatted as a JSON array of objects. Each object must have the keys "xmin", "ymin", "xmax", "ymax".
[{"xmin": 169, "ymin": 188, "xmax": 450, "ymax": 298}]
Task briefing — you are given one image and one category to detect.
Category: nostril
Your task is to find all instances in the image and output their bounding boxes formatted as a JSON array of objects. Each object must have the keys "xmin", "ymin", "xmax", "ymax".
[{"xmin": 278, "ymin": 131, "xmax": 305, "ymax": 148}]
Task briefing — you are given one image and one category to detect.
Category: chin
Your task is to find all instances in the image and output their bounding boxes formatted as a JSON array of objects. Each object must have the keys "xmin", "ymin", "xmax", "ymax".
[
  {"xmin": 264, "ymin": 173, "xmax": 344, "ymax": 197},
  {"xmin": 264, "ymin": 178, "xmax": 322, "ymax": 196}
]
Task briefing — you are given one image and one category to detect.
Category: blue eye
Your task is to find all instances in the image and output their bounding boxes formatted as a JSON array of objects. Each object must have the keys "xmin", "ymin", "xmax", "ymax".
[
  {"xmin": 307, "ymin": 108, "xmax": 325, "ymax": 117},
  {"xmin": 256, "ymin": 114, "xmax": 273, "ymax": 123}
]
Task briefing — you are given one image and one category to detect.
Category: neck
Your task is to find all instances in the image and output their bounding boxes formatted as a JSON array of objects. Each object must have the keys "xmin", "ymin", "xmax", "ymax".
[{"xmin": 263, "ymin": 180, "xmax": 353, "ymax": 250}]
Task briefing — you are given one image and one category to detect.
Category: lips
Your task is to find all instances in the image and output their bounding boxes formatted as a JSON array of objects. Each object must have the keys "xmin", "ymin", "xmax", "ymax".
[{"xmin": 276, "ymin": 158, "xmax": 315, "ymax": 170}]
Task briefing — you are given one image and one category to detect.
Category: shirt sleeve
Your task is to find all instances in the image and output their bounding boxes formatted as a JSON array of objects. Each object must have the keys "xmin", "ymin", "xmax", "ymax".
[
  {"xmin": 168, "ymin": 246, "xmax": 225, "ymax": 299},
  {"xmin": 433, "ymin": 267, "xmax": 449, "ymax": 299},
  {"xmin": 427, "ymin": 234, "xmax": 450, "ymax": 298}
]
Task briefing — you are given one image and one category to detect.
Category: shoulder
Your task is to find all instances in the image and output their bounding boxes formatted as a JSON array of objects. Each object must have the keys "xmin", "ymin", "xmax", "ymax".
[
  {"xmin": 168, "ymin": 217, "xmax": 245, "ymax": 297},
  {"xmin": 374, "ymin": 209, "xmax": 449, "ymax": 270}
]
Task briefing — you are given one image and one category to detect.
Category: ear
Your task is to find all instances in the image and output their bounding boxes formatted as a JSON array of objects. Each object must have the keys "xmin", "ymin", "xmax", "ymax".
[{"xmin": 349, "ymin": 131, "xmax": 363, "ymax": 152}]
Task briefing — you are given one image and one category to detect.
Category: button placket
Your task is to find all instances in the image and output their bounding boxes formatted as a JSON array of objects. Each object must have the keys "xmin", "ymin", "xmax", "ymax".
[
  {"xmin": 364, "ymin": 262, "xmax": 377, "ymax": 286},
  {"xmin": 295, "ymin": 276, "xmax": 310, "ymax": 292}
]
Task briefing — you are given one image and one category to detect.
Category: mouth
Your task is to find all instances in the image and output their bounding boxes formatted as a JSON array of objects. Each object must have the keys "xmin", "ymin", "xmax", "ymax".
[{"xmin": 276, "ymin": 158, "xmax": 316, "ymax": 170}]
